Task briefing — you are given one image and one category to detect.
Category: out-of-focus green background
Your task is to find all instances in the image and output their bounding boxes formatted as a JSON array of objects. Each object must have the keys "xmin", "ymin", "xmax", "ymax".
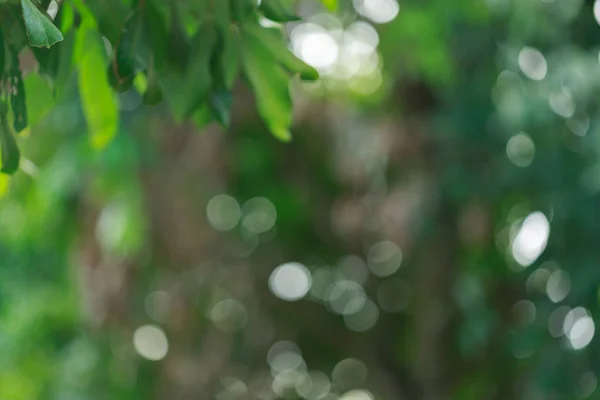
[{"xmin": 2, "ymin": 0, "xmax": 600, "ymax": 398}]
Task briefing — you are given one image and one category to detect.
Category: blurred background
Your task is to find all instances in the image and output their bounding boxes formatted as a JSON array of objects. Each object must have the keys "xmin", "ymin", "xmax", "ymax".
[{"xmin": 3, "ymin": 0, "xmax": 600, "ymax": 398}]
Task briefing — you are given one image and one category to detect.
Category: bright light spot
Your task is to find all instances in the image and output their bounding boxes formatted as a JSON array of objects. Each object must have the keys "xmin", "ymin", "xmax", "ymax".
[
  {"xmin": 133, "ymin": 325, "xmax": 169, "ymax": 361},
  {"xmin": 242, "ymin": 197, "xmax": 277, "ymax": 234},
  {"xmin": 259, "ymin": 16, "xmax": 281, "ymax": 28},
  {"xmin": 563, "ymin": 308, "xmax": 595, "ymax": 350},
  {"xmin": 343, "ymin": 299, "xmax": 379, "ymax": 332},
  {"xmin": 47, "ymin": 0, "xmax": 58, "ymax": 19},
  {"xmin": 102, "ymin": 36, "xmax": 112, "ymax": 57},
  {"xmin": 346, "ymin": 21, "xmax": 380, "ymax": 48},
  {"xmin": 546, "ymin": 269, "xmax": 571, "ymax": 303},
  {"xmin": 209, "ymin": 298, "xmax": 248, "ymax": 332},
  {"xmin": 337, "ymin": 255, "xmax": 369, "ymax": 285},
  {"xmin": 511, "ymin": 212, "xmax": 550, "ymax": 267},
  {"xmin": 332, "ymin": 358, "xmax": 368, "ymax": 391},
  {"xmin": 549, "ymin": 88, "xmax": 575, "ymax": 118},
  {"xmin": 145, "ymin": 291, "xmax": 171, "ymax": 323},
  {"xmin": 518, "ymin": 47, "xmax": 547, "ymax": 81},
  {"xmin": 348, "ymin": 69, "xmax": 383, "ymax": 95},
  {"xmin": 367, "ymin": 240, "xmax": 403, "ymax": 277},
  {"xmin": 269, "ymin": 262, "xmax": 312, "ymax": 301},
  {"xmin": 594, "ymin": 0, "xmax": 600, "ymax": 25},
  {"xmin": 326, "ymin": 280, "xmax": 366, "ymax": 315},
  {"xmin": 206, "ymin": 194, "xmax": 241, "ymax": 232},
  {"xmin": 296, "ymin": 371, "xmax": 331, "ymax": 400},
  {"xmin": 295, "ymin": 31, "xmax": 339, "ymax": 70},
  {"xmin": 506, "ymin": 132, "xmax": 535, "ymax": 167},
  {"xmin": 270, "ymin": 350, "xmax": 306, "ymax": 373},
  {"xmin": 353, "ymin": 0, "xmax": 400, "ymax": 24},
  {"xmin": 568, "ymin": 315, "xmax": 595, "ymax": 350},
  {"xmin": 267, "ymin": 341, "xmax": 301, "ymax": 365},
  {"xmin": 337, "ymin": 31, "xmax": 379, "ymax": 79},
  {"xmin": 340, "ymin": 389, "xmax": 375, "ymax": 400},
  {"xmin": 272, "ymin": 370, "xmax": 307, "ymax": 396},
  {"xmin": 567, "ymin": 114, "xmax": 590, "ymax": 137}
]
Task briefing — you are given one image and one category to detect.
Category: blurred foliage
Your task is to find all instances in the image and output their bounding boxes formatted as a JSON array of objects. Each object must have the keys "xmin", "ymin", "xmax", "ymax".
[{"xmin": 1, "ymin": 0, "xmax": 600, "ymax": 399}]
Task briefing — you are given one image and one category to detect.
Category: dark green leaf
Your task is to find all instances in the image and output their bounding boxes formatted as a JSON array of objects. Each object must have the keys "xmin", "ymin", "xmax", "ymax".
[
  {"xmin": 259, "ymin": 0, "xmax": 300, "ymax": 22},
  {"xmin": 108, "ymin": 7, "xmax": 151, "ymax": 93},
  {"xmin": 0, "ymin": 103, "xmax": 20, "ymax": 174},
  {"xmin": 167, "ymin": 4, "xmax": 191, "ymax": 71},
  {"xmin": 0, "ymin": 28, "xmax": 5, "ymax": 84},
  {"xmin": 208, "ymin": 90, "xmax": 233, "ymax": 128},
  {"xmin": 221, "ymin": 25, "xmax": 241, "ymax": 89},
  {"xmin": 231, "ymin": 0, "xmax": 255, "ymax": 23},
  {"xmin": 21, "ymin": 0, "xmax": 64, "ymax": 48},
  {"xmin": 8, "ymin": 57, "xmax": 27, "ymax": 133},
  {"xmin": 142, "ymin": 66, "xmax": 163, "ymax": 106},
  {"xmin": 159, "ymin": 22, "xmax": 217, "ymax": 121},
  {"xmin": 214, "ymin": 0, "xmax": 231, "ymax": 29},
  {"xmin": 241, "ymin": 31, "xmax": 293, "ymax": 141}
]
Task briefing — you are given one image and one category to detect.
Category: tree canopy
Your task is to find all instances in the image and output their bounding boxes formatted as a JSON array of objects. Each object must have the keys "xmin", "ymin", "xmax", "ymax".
[{"xmin": 1, "ymin": 0, "xmax": 600, "ymax": 399}]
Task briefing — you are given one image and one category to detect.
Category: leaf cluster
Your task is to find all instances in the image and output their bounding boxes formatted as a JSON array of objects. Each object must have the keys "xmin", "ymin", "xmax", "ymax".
[{"xmin": 0, "ymin": 0, "xmax": 320, "ymax": 174}]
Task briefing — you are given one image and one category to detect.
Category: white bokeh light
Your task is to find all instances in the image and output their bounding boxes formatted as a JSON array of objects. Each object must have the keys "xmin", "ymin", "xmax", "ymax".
[
  {"xmin": 269, "ymin": 262, "xmax": 312, "ymax": 301},
  {"xmin": 568, "ymin": 315, "xmax": 595, "ymax": 350},
  {"xmin": 594, "ymin": 0, "xmax": 600, "ymax": 25},
  {"xmin": 47, "ymin": 0, "xmax": 58, "ymax": 19},
  {"xmin": 506, "ymin": 133, "xmax": 535, "ymax": 167},
  {"xmin": 563, "ymin": 308, "xmax": 595, "ymax": 350},
  {"xmin": 518, "ymin": 47, "xmax": 547, "ymax": 81},
  {"xmin": 242, "ymin": 197, "xmax": 277, "ymax": 234},
  {"xmin": 300, "ymin": 32, "xmax": 339, "ymax": 69},
  {"xmin": 133, "ymin": 325, "xmax": 169, "ymax": 361},
  {"xmin": 206, "ymin": 194, "xmax": 241, "ymax": 232},
  {"xmin": 353, "ymin": 0, "xmax": 400, "ymax": 24},
  {"xmin": 367, "ymin": 240, "xmax": 403, "ymax": 277},
  {"xmin": 546, "ymin": 269, "xmax": 571, "ymax": 303},
  {"xmin": 340, "ymin": 389, "xmax": 375, "ymax": 400},
  {"xmin": 511, "ymin": 211, "xmax": 550, "ymax": 267},
  {"xmin": 549, "ymin": 88, "xmax": 575, "ymax": 118}
]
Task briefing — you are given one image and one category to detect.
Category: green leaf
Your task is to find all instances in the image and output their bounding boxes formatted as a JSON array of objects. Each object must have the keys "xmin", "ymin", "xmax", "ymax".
[
  {"xmin": 75, "ymin": 22, "xmax": 119, "ymax": 150},
  {"xmin": 231, "ymin": 0, "xmax": 255, "ymax": 23},
  {"xmin": 192, "ymin": 104, "xmax": 213, "ymax": 132},
  {"xmin": 166, "ymin": 4, "xmax": 192, "ymax": 70},
  {"xmin": 0, "ymin": 104, "xmax": 20, "ymax": 174},
  {"xmin": 259, "ymin": 0, "xmax": 300, "ymax": 22},
  {"xmin": 214, "ymin": 0, "xmax": 231, "ymax": 29},
  {"xmin": 221, "ymin": 26, "xmax": 241, "ymax": 89},
  {"xmin": 242, "ymin": 21, "xmax": 319, "ymax": 81},
  {"xmin": 208, "ymin": 90, "xmax": 232, "ymax": 128},
  {"xmin": 212, "ymin": 24, "xmax": 241, "ymax": 92},
  {"xmin": 159, "ymin": 23, "xmax": 216, "ymax": 122},
  {"xmin": 242, "ymin": 32, "xmax": 293, "ymax": 142},
  {"xmin": 0, "ymin": 28, "xmax": 6, "ymax": 83},
  {"xmin": 108, "ymin": 8, "xmax": 150, "ymax": 92},
  {"xmin": 21, "ymin": 0, "xmax": 63, "ymax": 48},
  {"xmin": 8, "ymin": 49, "xmax": 27, "ymax": 133},
  {"xmin": 142, "ymin": 66, "xmax": 163, "ymax": 106}
]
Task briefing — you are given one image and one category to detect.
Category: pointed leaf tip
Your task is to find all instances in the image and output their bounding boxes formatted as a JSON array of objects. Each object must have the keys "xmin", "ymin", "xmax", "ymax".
[{"xmin": 21, "ymin": 0, "xmax": 64, "ymax": 48}]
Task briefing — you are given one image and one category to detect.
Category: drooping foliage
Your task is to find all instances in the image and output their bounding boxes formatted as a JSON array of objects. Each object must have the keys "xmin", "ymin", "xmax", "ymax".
[{"xmin": 0, "ymin": 0, "xmax": 319, "ymax": 173}]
